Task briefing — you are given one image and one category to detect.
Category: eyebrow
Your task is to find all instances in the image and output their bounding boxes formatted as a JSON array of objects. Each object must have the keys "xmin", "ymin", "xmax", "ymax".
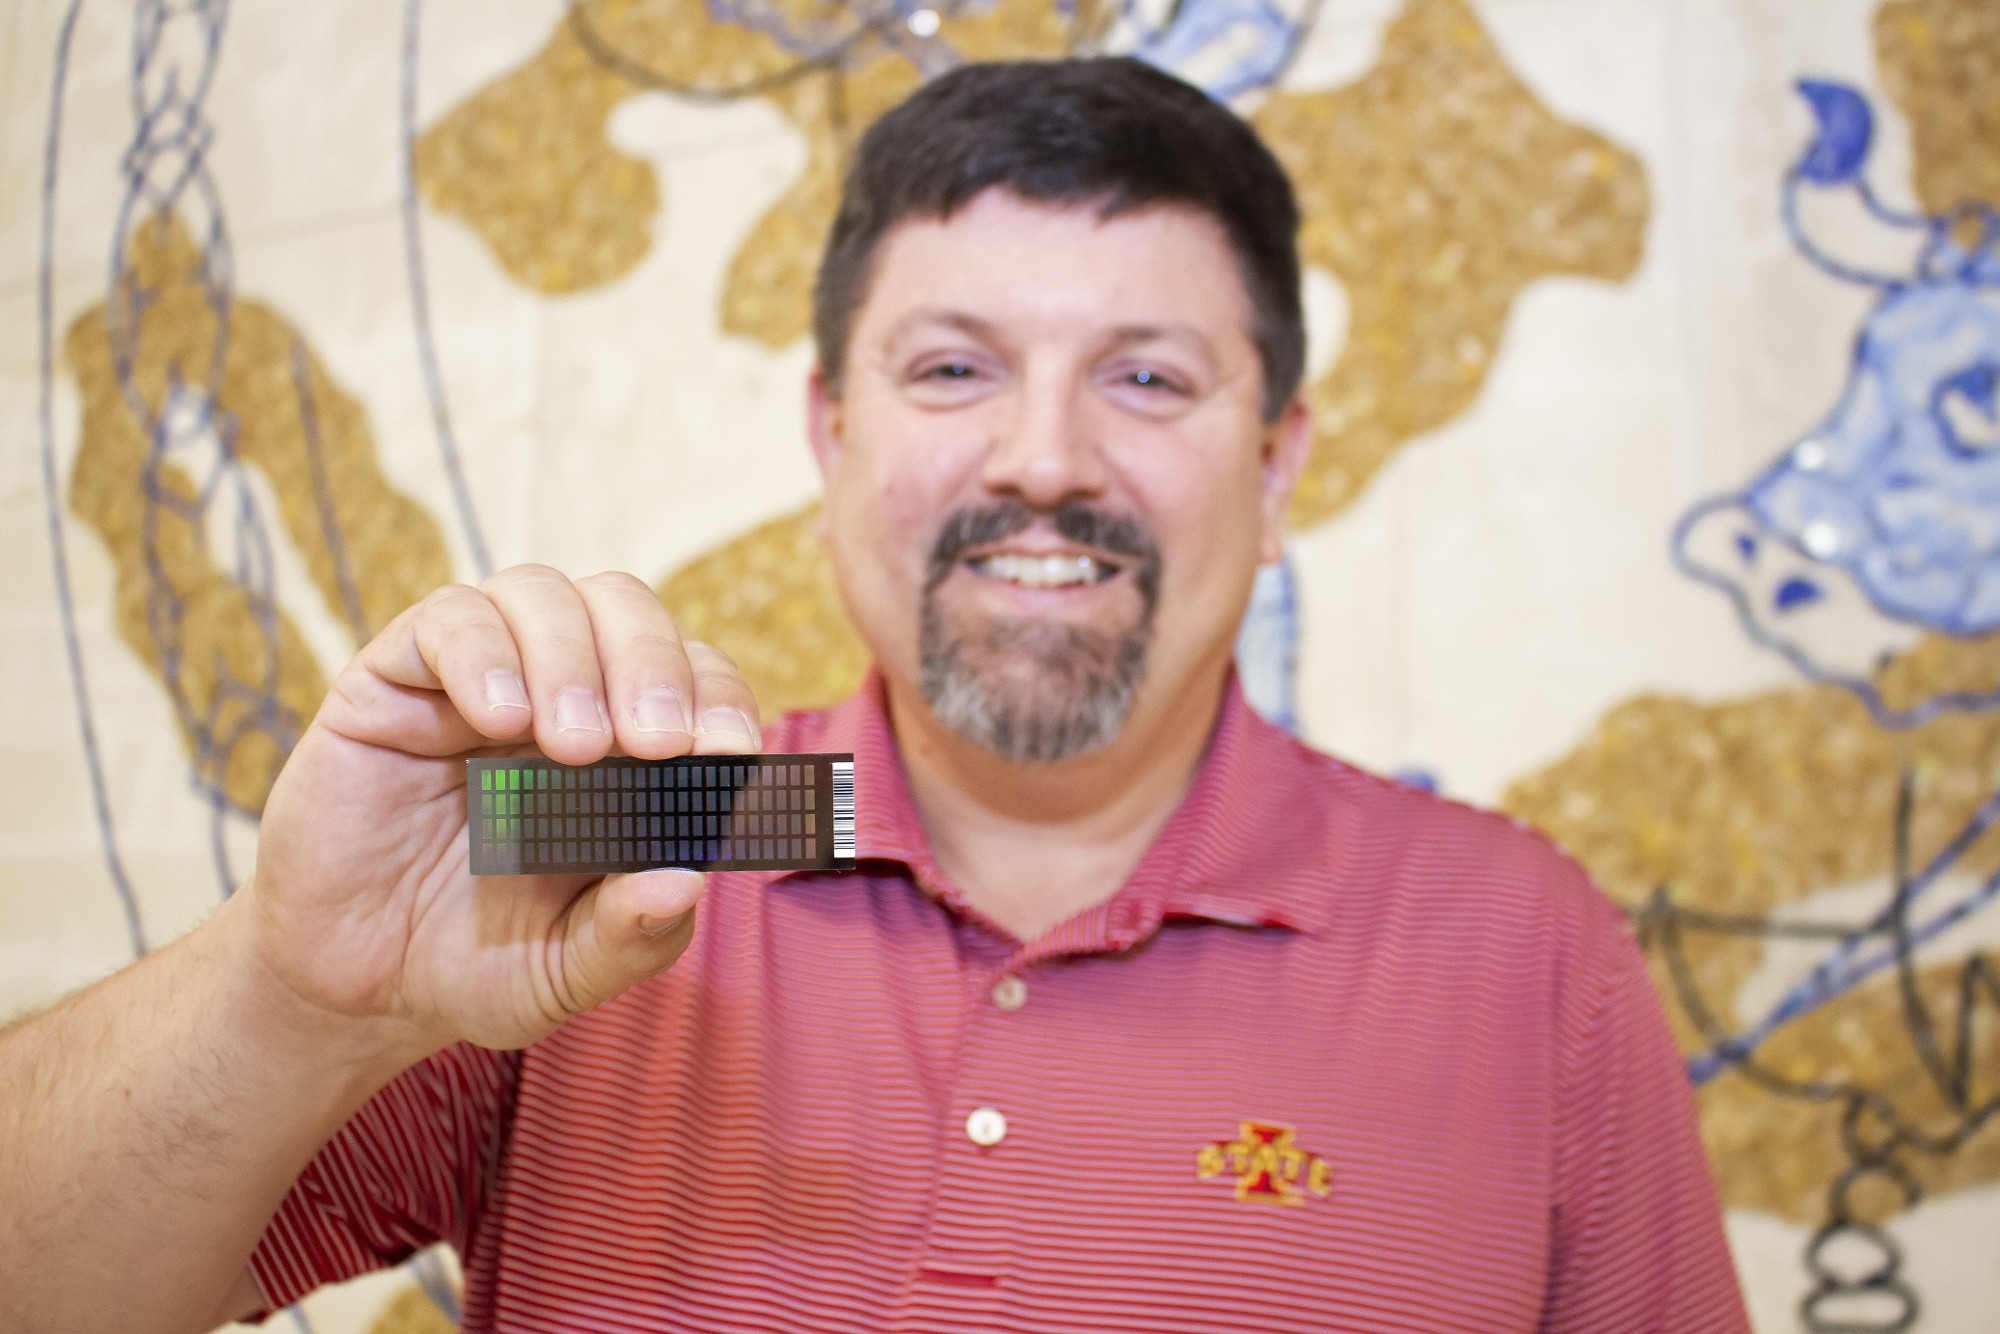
[
  {"xmin": 882, "ymin": 308, "xmax": 1219, "ymax": 365},
  {"xmin": 1101, "ymin": 322, "xmax": 1218, "ymax": 364},
  {"xmin": 881, "ymin": 308, "xmax": 1004, "ymax": 348}
]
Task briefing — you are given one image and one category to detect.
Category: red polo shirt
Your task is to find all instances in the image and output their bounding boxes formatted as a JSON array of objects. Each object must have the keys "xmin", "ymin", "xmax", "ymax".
[{"xmin": 250, "ymin": 675, "xmax": 1748, "ymax": 1332}]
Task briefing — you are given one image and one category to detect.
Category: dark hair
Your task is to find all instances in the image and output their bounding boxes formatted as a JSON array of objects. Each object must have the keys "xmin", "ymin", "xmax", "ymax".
[{"xmin": 812, "ymin": 57, "xmax": 1305, "ymax": 422}]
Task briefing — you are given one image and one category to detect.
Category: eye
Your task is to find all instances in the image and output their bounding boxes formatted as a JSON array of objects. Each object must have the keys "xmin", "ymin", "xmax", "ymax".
[
  {"xmin": 919, "ymin": 361, "xmax": 978, "ymax": 381},
  {"xmin": 1935, "ymin": 362, "xmax": 2000, "ymax": 455},
  {"xmin": 1127, "ymin": 368, "xmax": 1180, "ymax": 391}
]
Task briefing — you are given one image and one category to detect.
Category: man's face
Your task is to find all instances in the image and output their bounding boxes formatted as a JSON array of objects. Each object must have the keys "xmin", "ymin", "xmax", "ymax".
[{"xmin": 809, "ymin": 189, "xmax": 1307, "ymax": 762}]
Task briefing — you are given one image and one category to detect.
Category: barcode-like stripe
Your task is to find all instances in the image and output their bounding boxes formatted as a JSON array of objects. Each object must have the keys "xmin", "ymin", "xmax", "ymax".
[{"xmin": 832, "ymin": 760, "xmax": 856, "ymax": 860}]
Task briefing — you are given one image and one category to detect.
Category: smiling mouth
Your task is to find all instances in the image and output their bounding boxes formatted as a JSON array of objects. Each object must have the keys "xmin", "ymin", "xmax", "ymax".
[{"xmin": 965, "ymin": 552, "xmax": 1122, "ymax": 588}]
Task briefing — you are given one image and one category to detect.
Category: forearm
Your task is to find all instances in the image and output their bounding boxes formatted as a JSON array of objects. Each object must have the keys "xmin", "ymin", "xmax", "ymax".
[{"xmin": 0, "ymin": 891, "xmax": 418, "ymax": 1334}]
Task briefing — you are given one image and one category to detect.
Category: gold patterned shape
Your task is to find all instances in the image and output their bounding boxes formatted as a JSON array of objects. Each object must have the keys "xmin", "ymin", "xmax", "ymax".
[
  {"xmin": 364, "ymin": 1285, "xmax": 459, "ymax": 1334},
  {"xmin": 656, "ymin": 502, "xmax": 871, "ymax": 720},
  {"xmin": 1876, "ymin": 0, "xmax": 2000, "ymax": 219},
  {"xmin": 1500, "ymin": 657, "xmax": 2000, "ymax": 1051},
  {"xmin": 65, "ymin": 213, "xmax": 452, "ymax": 813},
  {"xmin": 1500, "ymin": 633, "xmax": 2000, "ymax": 1219},
  {"xmin": 1252, "ymin": 0, "xmax": 1649, "ymax": 529},
  {"xmin": 1692, "ymin": 959, "xmax": 2000, "ymax": 1224},
  {"xmin": 414, "ymin": 0, "xmax": 1100, "ymax": 309},
  {"xmin": 413, "ymin": 0, "xmax": 782, "ymax": 295},
  {"xmin": 718, "ymin": 0, "xmax": 1102, "ymax": 346}
]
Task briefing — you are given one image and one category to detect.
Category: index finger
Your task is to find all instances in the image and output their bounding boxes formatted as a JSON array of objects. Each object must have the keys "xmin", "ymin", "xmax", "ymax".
[{"xmin": 344, "ymin": 583, "xmax": 534, "ymax": 749}]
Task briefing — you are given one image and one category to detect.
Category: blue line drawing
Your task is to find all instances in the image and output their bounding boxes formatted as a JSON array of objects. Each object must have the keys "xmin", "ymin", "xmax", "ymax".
[
  {"xmin": 41, "ymin": 0, "xmax": 493, "ymax": 917},
  {"xmin": 38, "ymin": 0, "xmax": 147, "ymax": 958},
  {"xmin": 1233, "ymin": 552, "xmax": 1301, "ymax": 734},
  {"xmin": 1127, "ymin": 0, "xmax": 1322, "ymax": 101},
  {"xmin": 1661, "ymin": 77, "xmax": 2000, "ymax": 1334},
  {"xmin": 402, "ymin": 0, "xmax": 493, "ymax": 579},
  {"xmin": 567, "ymin": 0, "xmax": 1324, "ymax": 105},
  {"xmin": 408, "ymin": 1246, "xmax": 463, "ymax": 1325},
  {"xmin": 101, "ymin": 0, "xmax": 302, "ymax": 897}
]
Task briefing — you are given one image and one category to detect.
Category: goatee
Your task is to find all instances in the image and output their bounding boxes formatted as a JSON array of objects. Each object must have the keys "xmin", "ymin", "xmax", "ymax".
[{"xmin": 918, "ymin": 498, "xmax": 1161, "ymax": 764}]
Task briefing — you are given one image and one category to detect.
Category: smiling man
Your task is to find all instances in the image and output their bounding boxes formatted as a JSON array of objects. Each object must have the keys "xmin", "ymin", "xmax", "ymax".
[{"xmin": 0, "ymin": 59, "xmax": 1747, "ymax": 1334}]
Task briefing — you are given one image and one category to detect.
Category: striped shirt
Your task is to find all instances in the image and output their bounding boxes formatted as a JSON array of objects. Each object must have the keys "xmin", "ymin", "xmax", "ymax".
[{"xmin": 250, "ymin": 673, "xmax": 1748, "ymax": 1332}]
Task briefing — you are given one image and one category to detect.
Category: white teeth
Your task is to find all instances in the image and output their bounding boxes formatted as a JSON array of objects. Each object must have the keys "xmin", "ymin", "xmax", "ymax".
[{"xmin": 972, "ymin": 553, "xmax": 1107, "ymax": 587}]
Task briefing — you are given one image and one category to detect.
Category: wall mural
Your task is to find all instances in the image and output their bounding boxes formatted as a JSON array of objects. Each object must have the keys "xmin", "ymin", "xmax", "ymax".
[
  {"xmin": 1503, "ymin": 2, "xmax": 2000, "ymax": 1330},
  {"xmin": 24, "ymin": 0, "xmax": 1998, "ymax": 1330}
]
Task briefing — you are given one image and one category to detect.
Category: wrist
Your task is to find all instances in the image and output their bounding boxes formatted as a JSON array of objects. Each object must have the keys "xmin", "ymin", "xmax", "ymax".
[{"xmin": 204, "ymin": 889, "xmax": 432, "ymax": 1100}]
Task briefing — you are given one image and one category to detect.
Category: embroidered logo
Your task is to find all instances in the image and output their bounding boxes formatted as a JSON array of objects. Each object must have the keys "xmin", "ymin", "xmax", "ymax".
[{"xmin": 1196, "ymin": 1121, "xmax": 1333, "ymax": 1206}]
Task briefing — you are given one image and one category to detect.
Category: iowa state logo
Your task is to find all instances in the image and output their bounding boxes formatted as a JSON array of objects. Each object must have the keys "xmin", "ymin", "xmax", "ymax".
[{"xmin": 1196, "ymin": 1121, "xmax": 1333, "ymax": 1206}]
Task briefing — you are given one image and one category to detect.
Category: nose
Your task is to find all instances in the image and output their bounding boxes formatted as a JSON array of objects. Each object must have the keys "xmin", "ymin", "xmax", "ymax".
[{"xmin": 978, "ymin": 356, "xmax": 1107, "ymax": 509}]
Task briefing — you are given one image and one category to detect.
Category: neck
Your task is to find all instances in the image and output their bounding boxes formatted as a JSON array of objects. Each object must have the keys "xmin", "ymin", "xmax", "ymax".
[{"xmin": 883, "ymin": 653, "xmax": 1232, "ymax": 941}]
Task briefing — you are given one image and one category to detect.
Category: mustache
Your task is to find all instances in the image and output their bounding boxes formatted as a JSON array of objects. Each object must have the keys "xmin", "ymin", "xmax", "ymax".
[{"xmin": 924, "ymin": 498, "xmax": 1163, "ymax": 604}]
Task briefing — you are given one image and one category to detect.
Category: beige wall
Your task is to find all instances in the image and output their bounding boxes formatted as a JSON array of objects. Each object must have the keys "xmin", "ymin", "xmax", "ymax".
[{"xmin": 4, "ymin": 1, "xmax": 1997, "ymax": 1330}]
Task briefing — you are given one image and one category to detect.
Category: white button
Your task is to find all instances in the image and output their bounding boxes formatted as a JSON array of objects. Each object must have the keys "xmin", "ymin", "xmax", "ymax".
[
  {"xmin": 991, "ymin": 975, "xmax": 1027, "ymax": 1011},
  {"xmin": 965, "ymin": 1106, "xmax": 1007, "ymax": 1147}
]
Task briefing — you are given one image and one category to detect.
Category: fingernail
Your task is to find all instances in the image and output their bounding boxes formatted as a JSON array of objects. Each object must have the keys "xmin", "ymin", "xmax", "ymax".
[
  {"xmin": 484, "ymin": 669, "xmax": 530, "ymax": 712},
  {"xmin": 554, "ymin": 686, "xmax": 609, "ymax": 734},
  {"xmin": 633, "ymin": 687, "xmax": 693, "ymax": 735},
  {"xmin": 696, "ymin": 705, "xmax": 761, "ymax": 747}
]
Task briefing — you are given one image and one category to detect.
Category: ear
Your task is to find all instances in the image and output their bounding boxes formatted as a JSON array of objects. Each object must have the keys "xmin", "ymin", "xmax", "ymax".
[
  {"xmin": 806, "ymin": 368, "xmax": 845, "ymax": 490},
  {"xmin": 1256, "ymin": 395, "xmax": 1313, "ymax": 564}
]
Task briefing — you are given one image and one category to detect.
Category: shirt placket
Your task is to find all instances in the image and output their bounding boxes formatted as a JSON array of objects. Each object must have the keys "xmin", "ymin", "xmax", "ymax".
[
  {"xmin": 895, "ymin": 890, "xmax": 1163, "ymax": 1327},
  {"xmin": 897, "ymin": 938, "xmax": 1044, "ymax": 1325}
]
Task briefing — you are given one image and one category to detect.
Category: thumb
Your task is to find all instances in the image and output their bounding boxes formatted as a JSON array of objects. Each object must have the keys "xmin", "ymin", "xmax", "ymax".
[{"xmin": 556, "ymin": 870, "xmax": 705, "ymax": 1015}]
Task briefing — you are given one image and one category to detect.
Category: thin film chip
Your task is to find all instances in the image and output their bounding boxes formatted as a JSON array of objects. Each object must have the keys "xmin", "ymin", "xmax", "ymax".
[{"xmin": 467, "ymin": 753, "xmax": 857, "ymax": 875}]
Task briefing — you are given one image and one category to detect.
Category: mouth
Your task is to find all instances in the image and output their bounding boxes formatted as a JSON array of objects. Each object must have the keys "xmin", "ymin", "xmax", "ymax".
[{"xmin": 964, "ymin": 551, "xmax": 1123, "ymax": 589}]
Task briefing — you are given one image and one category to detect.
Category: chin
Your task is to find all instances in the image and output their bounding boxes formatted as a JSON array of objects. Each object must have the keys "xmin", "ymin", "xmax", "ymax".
[{"xmin": 918, "ymin": 610, "xmax": 1150, "ymax": 764}]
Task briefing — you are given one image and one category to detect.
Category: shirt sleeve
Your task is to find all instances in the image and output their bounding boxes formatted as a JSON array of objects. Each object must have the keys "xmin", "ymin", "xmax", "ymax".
[
  {"xmin": 246, "ymin": 1042, "xmax": 521, "ymax": 1313},
  {"xmin": 1540, "ymin": 891, "xmax": 1751, "ymax": 1334}
]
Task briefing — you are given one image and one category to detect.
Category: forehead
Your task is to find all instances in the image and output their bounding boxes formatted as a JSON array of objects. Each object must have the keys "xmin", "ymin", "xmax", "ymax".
[{"xmin": 853, "ymin": 189, "xmax": 1256, "ymax": 344}]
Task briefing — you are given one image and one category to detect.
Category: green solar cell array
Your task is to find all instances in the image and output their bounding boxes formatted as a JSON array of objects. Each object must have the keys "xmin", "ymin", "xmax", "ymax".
[{"xmin": 467, "ymin": 753, "xmax": 856, "ymax": 875}]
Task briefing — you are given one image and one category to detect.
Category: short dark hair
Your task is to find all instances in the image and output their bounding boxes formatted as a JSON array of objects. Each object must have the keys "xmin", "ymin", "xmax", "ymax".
[{"xmin": 812, "ymin": 57, "xmax": 1305, "ymax": 422}]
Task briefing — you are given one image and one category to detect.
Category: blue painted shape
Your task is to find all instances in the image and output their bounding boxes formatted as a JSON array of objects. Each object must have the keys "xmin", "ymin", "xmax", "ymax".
[
  {"xmin": 1391, "ymin": 768, "xmax": 1440, "ymax": 794},
  {"xmin": 1774, "ymin": 576, "xmax": 1823, "ymax": 611},
  {"xmin": 1233, "ymin": 552, "xmax": 1301, "ymax": 734},
  {"xmin": 1126, "ymin": 0, "xmax": 1308, "ymax": 100},
  {"xmin": 1933, "ymin": 360, "xmax": 2000, "ymax": 456},
  {"xmin": 1796, "ymin": 79, "xmax": 1873, "ymax": 186},
  {"xmin": 1739, "ymin": 247, "xmax": 2000, "ymax": 634},
  {"xmin": 1676, "ymin": 85, "xmax": 2000, "ymax": 729}
]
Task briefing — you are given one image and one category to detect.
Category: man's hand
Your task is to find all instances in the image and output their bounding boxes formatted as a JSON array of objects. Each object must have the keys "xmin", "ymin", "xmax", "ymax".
[
  {"xmin": 0, "ymin": 567, "xmax": 762, "ymax": 1334},
  {"xmin": 251, "ymin": 566, "xmax": 763, "ymax": 1061}
]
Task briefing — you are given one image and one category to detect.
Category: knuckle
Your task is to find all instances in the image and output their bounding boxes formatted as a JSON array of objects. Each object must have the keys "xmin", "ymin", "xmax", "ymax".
[
  {"xmin": 623, "ymin": 630, "xmax": 686, "ymax": 660},
  {"xmin": 683, "ymin": 639, "xmax": 740, "ymax": 672},
  {"xmin": 483, "ymin": 562, "xmax": 570, "ymax": 596},
  {"xmin": 579, "ymin": 569, "xmax": 658, "ymax": 600},
  {"xmin": 419, "ymin": 582, "xmax": 483, "ymax": 616}
]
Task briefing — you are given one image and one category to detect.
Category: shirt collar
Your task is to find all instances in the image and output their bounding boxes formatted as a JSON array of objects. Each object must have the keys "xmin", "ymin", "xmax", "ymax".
[{"xmin": 792, "ymin": 667, "xmax": 1340, "ymax": 957}]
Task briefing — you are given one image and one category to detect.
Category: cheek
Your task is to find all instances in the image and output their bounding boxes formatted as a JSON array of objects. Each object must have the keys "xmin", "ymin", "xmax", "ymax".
[
  {"xmin": 826, "ymin": 408, "xmax": 976, "ymax": 603},
  {"xmin": 1130, "ymin": 452, "xmax": 1267, "ymax": 578},
  {"xmin": 1123, "ymin": 456, "xmax": 1270, "ymax": 649},
  {"xmin": 842, "ymin": 405, "xmax": 987, "ymax": 546}
]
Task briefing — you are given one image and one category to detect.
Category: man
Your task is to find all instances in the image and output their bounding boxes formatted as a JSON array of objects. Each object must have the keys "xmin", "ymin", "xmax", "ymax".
[{"xmin": 0, "ymin": 59, "xmax": 1748, "ymax": 1333}]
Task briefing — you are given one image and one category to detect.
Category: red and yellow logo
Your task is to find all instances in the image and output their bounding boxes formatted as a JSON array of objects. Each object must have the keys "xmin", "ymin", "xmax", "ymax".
[{"xmin": 1196, "ymin": 1121, "xmax": 1333, "ymax": 1206}]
